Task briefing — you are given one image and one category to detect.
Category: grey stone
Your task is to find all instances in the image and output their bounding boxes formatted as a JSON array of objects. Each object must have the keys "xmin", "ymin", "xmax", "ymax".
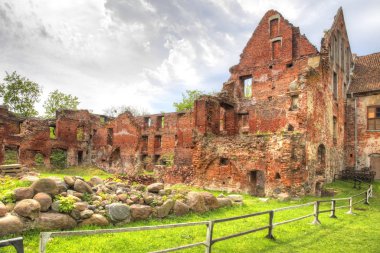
[
  {"xmin": 36, "ymin": 212, "xmax": 76, "ymax": 230},
  {"xmin": 89, "ymin": 176, "xmax": 103, "ymax": 186},
  {"xmin": 130, "ymin": 204, "xmax": 152, "ymax": 220},
  {"xmin": 14, "ymin": 187, "xmax": 34, "ymax": 201},
  {"xmin": 33, "ymin": 193, "xmax": 52, "ymax": 212},
  {"xmin": 0, "ymin": 214, "xmax": 24, "ymax": 236},
  {"xmin": 147, "ymin": 183, "xmax": 164, "ymax": 193},
  {"xmin": 277, "ymin": 192, "xmax": 290, "ymax": 201},
  {"xmin": 31, "ymin": 178, "xmax": 58, "ymax": 195},
  {"xmin": 74, "ymin": 180, "xmax": 93, "ymax": 194},
  {"xmin": 80, "ymin": 209, "xmax": 94, "ymax": 219},
  {"xmin": 186, "ymin": 192, "xmax": 208, "ymax": 213},
  {"xmin": 106, "ymin": 203, "xmax": 130, "ymax": 222},
  {"xmin": 74, "ymin": 202, "xmax": 88, "ymax": 212},
  {"xmin": 14, "ymin": 199, "xmax": 41, "ymax": 220},
  {"xmin": 0, "ymin": 201, "xmax": 7, "ymax": 217},
  {"xmin": 156, "ymin": 199, "xmax": 174, "ymax": 218},
  {"xmin": 64, "ymin": 176, "xmax": 75, "ymax": 187},
  {"xmin": 80, "ymin": 214, "xmax": 109, "ymax": 226},
  {"xmin": 51, "ymin": 201, "xmax": 60, "ymax": 212},
  {"xmin": 227, "ymin": 194, "xmax": 244, "ymax": 202},
  {"xmin": 200, "ymin": 192, "xmax": 219, "ymax": 210},
  {"xmin": 217, "ymin": 198, "xmax": 233, "ymax": 208},
  {"xmin": 173, "ymin": 201, "xmax": 190, "ymax": 216}
]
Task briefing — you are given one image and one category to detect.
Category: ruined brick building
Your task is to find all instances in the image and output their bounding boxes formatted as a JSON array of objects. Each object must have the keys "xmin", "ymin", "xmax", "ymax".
[{"xmin": 1, "ymin": 8, "xmax": 379, "ymax": 197}]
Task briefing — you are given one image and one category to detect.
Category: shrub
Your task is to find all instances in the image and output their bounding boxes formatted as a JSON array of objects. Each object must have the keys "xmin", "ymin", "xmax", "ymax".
[
  {"xmin": 50, "ymin": 149, "xmax": 67, "ymax": 169},
  {"xmin": 1, "ymin": 190, "xmax": 16, "ymax": 204},
  {"xmin": 57, "ymin": 195, "xmax": 76, "ymax": 213}
]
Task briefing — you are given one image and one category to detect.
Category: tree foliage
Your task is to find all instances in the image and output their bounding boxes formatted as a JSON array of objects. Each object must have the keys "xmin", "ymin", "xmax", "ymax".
[
  {"xmin": 43, "ymin": 90, "xmax": 79, "ymax": 118},
  {"xmin": 173, "ymin": 89, "xmax": 205, "ymax": 112},
  {"xmin": 0, "ymin": 71, "xmax": 42, "ymax": 117},
  {"xmin": 103, "ymin": 105, "xmax": 149, "ymax": 117}
]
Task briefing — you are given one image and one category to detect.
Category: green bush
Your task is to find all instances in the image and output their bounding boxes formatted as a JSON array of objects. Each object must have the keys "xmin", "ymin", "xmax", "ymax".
[
  {"xmin": 34, "ymin": 153, "xmax": 44, "ymax": 166},
  {"xmin": 57, "ymin": 195, "xmax": 76, "ymax": 213},
  {"xmin": 1, "ymin": 190, "xmax": 16, "ymax": 204},
  {"xmin": 50, "ymin": 149, "xmax": 67, "ymax": 169},
  {"xmin": 4, "ymin": 149, "xmax": 18, "ymax": 164}
]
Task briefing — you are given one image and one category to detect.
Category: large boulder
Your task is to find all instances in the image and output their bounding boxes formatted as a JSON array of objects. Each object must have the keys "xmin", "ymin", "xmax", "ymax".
[
  {"xmin": 64, "ymin": 176, "xmax": 76, "ymax": 187},
  {"xmin": 217, "ymin": 198, "xmax": 233, "ymax": 208},
  {"xmin": 106, "ymin": 203, "xmax": 130, "ymax": 222},
  {"xmin": 0, "ymin": 214, "xmax": 24, "ymax": 236},
  {"xmin": 31, "ymin": 178, "xmax": 58, "ymax": 195},
  {"xmin": 36, "ymin": 212, "xmax": 76, "ymax": 230},
  {"xmin": 186, "ymin": 192, "xmax": 208, "ymax": 213},
  {"xmin": 33, "ymin": 193, "xmax": 52, "ymax": 212},
  {"xmin": 14, "ymin": 187, "xmax": 34, "ymax": 201},
  {"xmin": 89, "ymin": 176, "xmax": 103, "ymax": 186},
  {"xmin": 199, "ymin": 192, "xmax": 219, "ymax": 210},
  {"xmin": 80, "ymin": 214, "xmax": 109, "ymax": 226},
  {"xmin": 14, "ymin": 199, "xmax": 41, "ymax": 220},
  {"xmin": 156, "ymin": 199, "xmax": 174, "ymax": 218},
  {"xmin": 173, "ymin": 201, "xmax": 190, "ymax": 216},
  {"xmin": 74, "ymin": 180, "xmax": 93, "ymax": 194},
  {"xmin": 147, "ymin": 183, "xmax": 164, "ymax": 193},
  {"xmin": 0, "ymin": 201, "xmax": 7, "ymax": 217},
  {"xmin": 130, "ymin": 204, "xmax": 152, "ymax": 220}
]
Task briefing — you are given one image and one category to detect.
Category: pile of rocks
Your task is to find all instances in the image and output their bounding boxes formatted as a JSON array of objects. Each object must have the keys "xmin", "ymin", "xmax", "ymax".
[{"xmin": 0, "ymin": 176, "xmax": 243, "ymax": 236}]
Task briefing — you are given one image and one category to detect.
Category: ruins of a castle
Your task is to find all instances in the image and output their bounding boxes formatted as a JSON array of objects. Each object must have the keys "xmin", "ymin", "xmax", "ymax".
[{"xmin": 1, "ymin": 9, "xmax": 379, "ymax": 197}]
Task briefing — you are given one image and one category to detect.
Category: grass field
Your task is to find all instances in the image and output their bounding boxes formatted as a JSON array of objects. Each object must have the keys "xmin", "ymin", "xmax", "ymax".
[{"xmin": 0, "ymin": 168, "xmax": 379, "ymax": 253}]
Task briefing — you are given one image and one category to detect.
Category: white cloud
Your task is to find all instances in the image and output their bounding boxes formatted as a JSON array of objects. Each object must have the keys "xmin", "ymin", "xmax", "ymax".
[{"xmin": 0, "ymin": 0, "xmax": 379, "ymax": 115}]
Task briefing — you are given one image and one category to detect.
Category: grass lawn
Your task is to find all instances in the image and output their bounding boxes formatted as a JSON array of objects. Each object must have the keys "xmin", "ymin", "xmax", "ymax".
[{"xmin": 0, "ymin": 170, "xmax": 379, "ymax": 253}]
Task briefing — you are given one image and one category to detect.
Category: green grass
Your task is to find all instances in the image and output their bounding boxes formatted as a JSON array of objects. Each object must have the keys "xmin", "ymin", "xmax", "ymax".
[
  {"xmin": 0, "ymin": 176, "xmax": 31, "ymax": 196},
  {"xmin": 35, "ymin": 166, "xmax": 112, "ymax": 181},
  {"xmin": 0, "ymin": 179, "xmax": 379, "ymax": 252}
]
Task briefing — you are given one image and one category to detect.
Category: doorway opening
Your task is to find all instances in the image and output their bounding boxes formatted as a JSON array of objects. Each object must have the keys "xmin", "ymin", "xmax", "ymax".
[{"xmin": 248, "ymin": 170, "xmax": 265, "ymax": 196}]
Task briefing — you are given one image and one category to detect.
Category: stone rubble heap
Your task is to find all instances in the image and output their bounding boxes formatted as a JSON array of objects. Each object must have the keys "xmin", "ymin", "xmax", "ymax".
[{"xmin": 0, "ymin": 176, "xmax": 243, "ymax": 236}]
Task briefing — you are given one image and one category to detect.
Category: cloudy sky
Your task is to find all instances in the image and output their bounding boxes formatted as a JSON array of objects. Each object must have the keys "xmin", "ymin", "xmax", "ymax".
[{"xmin": 0, "ymin": 0, "xmax": 379, "ymax": 115}]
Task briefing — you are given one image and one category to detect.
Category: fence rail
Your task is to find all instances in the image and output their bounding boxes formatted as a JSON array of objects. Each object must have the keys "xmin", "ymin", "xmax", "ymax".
[{"xmin": 39, "ymin": 185, "xmax": 374, "ymax": 253}]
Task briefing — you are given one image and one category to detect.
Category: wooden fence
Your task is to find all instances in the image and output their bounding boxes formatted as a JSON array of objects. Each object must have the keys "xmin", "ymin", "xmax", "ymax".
[{"xmin": 39, "ymin": 185, "xmax": 373, "ymax": 253}]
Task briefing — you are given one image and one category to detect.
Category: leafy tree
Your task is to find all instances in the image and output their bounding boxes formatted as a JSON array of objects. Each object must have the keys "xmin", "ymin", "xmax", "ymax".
[
  {"xmin": 173, "ymin": 89, "xmax": 205, "ymax": 112},
  {"xmin": 103, "ymin": 105, "xmax": 149, "ymax": 117},
  {"xmin": 43, "ymin": 90, "xmax": 79, "ymax": 118},
  {"xmin": 0, "ymin": 71, "xmax": 42, "ymax": 117}
]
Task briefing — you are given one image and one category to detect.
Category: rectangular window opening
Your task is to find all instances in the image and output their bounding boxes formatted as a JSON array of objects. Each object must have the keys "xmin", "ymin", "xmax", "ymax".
[
  {"xmin": 157, "ymin": 116, "xmax": 164, "ymax": 130},
  {"xmin": 241, "ymin": 76, "xmax": 252, "ymax": 98},
  {"xmin": 76, "ymin": 126, "xmax": 84, "ymax": 141},
  {"xmin": 144, "ymin": 117, "xmax": 151, "ymax": 129},
  {"xmin": 107, "ymin": 128, "xmax": 113, "ymax": 146},
  {"xmin": 333, "ymin": 72, "xmax": 338, "ymax": 100},
  {"xmin": 155, "ymin": 135, "xmax": 162, "ymax": 149},
  {"xmin": 269, "ymin": 18, "xmax": 279, "ymax": 37},
  {"xmin": 49, "ymin": 126, "xmax": 57, "ymax": 139},
  {"xmin": 333, "ymin": 116, "xmax": 337, "ymax": 144},
  {"xmin": 368, "ymin": 106, "xmax": 380, "ymax": 131}
]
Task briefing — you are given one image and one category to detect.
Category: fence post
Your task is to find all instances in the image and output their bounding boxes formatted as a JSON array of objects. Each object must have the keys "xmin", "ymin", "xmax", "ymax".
[
  {"xmin": 39, "ymin": 233, "xmax": 51, "ymax": 253},
  {"xmin": 205, "ymin": 221, "xmax": 214, "ymax": 253},
  {"xmin": 312, "ymin": 201, "xmax": 321, "ymax": 225},
  {"xmin": 364, "ymin": 190, "xmax": 369, "ymax": 205},
  {"xmin": 346, "ymin": 197, "xmax": 353, "ymax": 215},
  {"xmin": 369, "ymin": 185, "xmax": 373, "ymax": 197},
  {"xmin": 330, "ymin": 200, "xmax": 337, "ymax": 218},
  {"xmin": 266, "ymin": 210, "xmax": 275, "ymax": 240}
]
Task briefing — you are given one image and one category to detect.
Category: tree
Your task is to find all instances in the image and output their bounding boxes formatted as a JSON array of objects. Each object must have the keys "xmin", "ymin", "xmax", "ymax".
[
  {"xmin": 0, "ymin": 71, "xmax": 42, "ymax": 117},
  {"xmin": 43, "ymin": 90, "xmax": 80, "ymax": 118},
  {"xmin": 103, "ymin": 105, "xmax": 149, "ymax": 117},
  {"xmin": 173, "ymin": 89, "xmax": 205, "ymax": 112}
]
